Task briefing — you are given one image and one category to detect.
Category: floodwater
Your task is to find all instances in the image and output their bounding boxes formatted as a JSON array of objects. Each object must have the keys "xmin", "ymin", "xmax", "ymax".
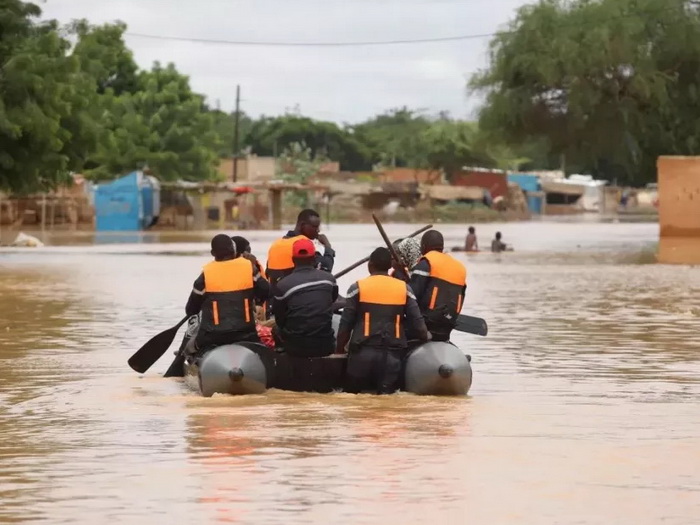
[{"xmin": 1, "ymin": 220, "xmax": 699, "ymax": 525}]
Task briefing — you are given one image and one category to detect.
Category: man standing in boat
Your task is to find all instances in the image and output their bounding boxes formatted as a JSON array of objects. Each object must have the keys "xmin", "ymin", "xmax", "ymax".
[
  {"xmin": 266, "ymin": 209, "xmax": 335, "ymax": 289},
  {"xmin": 271, "ymin": 238, "xmax": 338, "ymax": 357},
  {"xmin": 410, "ymin": 230, "xmax": 467, "ymax": 342},
  {"xmin": 336, "ymin": 247, "xmax": 428, "ymax": 394},
  {"xmin": 185, "ymin": 234, "xmax": 270, "ymax": 352}
]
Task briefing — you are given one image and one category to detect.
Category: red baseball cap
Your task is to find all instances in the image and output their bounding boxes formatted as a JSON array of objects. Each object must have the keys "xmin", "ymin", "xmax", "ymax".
[{"xmin": 292, "ymin": 238, "xmax": 316, "ymax": 259}]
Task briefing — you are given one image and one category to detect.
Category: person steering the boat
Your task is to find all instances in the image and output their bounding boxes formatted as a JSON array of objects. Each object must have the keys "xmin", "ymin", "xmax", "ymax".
[
  {"xmin": 185, "ymin": 234, "xmax": 270, "ymax": 352},
  {"xmin": 410, "ymin": 230, "xmax": 467, "ymax": 343},
  {"xmin": 335, "ymin": 247, "xmax": 428, "ymax": 394},
  {"xmin": 265, "ymin": 209, "xmax": 335, "ymax": 289},
  {"xmin": 271, "ymin": 238, "xmax": 338, "ymax": 357}
]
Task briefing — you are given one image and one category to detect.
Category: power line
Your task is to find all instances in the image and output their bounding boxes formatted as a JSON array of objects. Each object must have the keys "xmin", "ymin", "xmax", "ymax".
[
  {"xmin": 123, "ymin": 3, "xmax": 689, "ymax": 49},
  {"xmin": 124, "ymin": 31, "xmax": 495, "ymax": 47}
]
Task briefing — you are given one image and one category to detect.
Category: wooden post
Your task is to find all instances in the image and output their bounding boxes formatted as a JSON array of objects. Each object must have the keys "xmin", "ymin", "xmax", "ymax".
[
  {"xmin": 232, "ymin": 85, "xmax": 241, "ymax": 183},
  {"xmin": 41, "ymin": 193, "xmax": 47, "ymax": 237},
  {"xmin": 270, "ymin": 188, "xmax": 282, "ymax": 230}
]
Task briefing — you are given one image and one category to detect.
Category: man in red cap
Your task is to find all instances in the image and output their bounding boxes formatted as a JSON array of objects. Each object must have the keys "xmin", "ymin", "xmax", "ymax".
[{"xmin": 271, "ymin": 238, "xmax": 338, "ymax": 357}]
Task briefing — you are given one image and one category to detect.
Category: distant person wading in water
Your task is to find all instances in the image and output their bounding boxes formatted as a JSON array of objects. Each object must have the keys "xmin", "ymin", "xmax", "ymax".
[
  {"xmin": 491, "ymin": 232, "xmax": 510, "ymax": 253},
  {"xmin": 465, "ymin": 226, "xmax": 479, "ymax": 252}
]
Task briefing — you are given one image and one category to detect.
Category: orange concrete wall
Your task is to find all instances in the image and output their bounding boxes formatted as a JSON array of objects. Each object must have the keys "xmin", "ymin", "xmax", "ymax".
[{"xmin": 657, "ymin": 156, "xmax": 700, "ymax": 237}]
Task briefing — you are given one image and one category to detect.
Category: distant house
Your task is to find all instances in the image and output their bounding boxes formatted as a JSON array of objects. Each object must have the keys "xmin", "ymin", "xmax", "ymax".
[{"xmin": 217, "ymin": 155, "xmax": 276, "ymax": 182}]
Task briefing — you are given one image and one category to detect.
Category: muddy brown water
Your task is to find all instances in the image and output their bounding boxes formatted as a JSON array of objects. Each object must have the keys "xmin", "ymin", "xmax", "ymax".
[{"xmin": 1, "ymin": 221, "xmax": 699, "ymax": 524}]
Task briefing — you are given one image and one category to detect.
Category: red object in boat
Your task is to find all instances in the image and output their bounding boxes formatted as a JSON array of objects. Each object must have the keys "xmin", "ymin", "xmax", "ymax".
[{"xmin": 256, "ymin": 324, "xmax": 275, "ymax": 349}]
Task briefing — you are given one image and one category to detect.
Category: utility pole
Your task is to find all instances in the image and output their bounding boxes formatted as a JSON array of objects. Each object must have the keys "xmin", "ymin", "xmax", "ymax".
[{"xmin": 232, "ymin": 85, "xmax": 240, "ymax": 183}]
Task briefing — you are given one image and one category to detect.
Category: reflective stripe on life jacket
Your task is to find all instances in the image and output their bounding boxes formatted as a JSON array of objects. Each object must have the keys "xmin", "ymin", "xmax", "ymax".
[
  {"xmin": 200, "ymin": 258, "xmax": 256, "ymax": 336},
  {"xmin": 351, "ymin": 274, "xmax": 407, "ymax": 349}
]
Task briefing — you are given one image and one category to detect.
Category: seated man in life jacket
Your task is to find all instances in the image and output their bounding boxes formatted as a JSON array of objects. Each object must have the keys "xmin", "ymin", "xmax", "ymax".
[
  {"xmin": 271, "ymin": 238, "xmax": 338, "ymax": 357},
  {"xmin": 265, "ymin": 209, "xmax": 335, "ymax": 289},
  {"xmin": 336, "ymin": 247, "xmax": 429, "ymax": 395},
  {"xmin": 185, "ymin": 234, "xmax": 270, "ymax": 353},
  {"xmin": 410, "ymin": 230, "xmax": 467, "ymax": 342}
]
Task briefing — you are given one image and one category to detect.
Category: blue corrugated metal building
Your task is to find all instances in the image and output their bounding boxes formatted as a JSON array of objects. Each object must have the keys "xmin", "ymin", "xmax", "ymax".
[
  {"xmin": 94, "ymin": 171, "xmax": 160, "ymax": 231},
  {"xmin": 507, "ymin": 173, "xmax": 543, "ymax": 214}
]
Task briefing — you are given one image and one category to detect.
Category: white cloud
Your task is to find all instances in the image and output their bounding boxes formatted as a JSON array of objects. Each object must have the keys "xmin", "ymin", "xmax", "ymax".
[{"xmin": 40, "ymin": 0, "xmax": 531, "ymax": 123}]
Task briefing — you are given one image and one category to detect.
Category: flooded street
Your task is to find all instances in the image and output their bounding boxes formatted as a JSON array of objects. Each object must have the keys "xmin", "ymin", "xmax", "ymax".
[{"xmin": 1, "ymin": 220, "xmax": 699, "ymax": 524}]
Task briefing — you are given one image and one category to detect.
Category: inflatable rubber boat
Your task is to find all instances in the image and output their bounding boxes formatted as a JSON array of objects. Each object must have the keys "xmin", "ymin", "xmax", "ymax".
[{"xmin": 177, "ymin": 315, "xmax": 473, "ymax": 397}]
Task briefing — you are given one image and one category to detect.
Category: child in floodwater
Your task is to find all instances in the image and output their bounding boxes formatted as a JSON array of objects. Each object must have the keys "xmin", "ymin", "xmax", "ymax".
[
  {"xmin": 491, "ymin": 232, "xmax": 511, "ymax": 253},
  {"xmin": 465, "ymin": 226, "xmax": 479, "ymax": 252}
]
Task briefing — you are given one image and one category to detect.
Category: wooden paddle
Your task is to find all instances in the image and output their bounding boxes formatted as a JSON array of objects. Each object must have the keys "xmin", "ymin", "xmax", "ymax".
[
  {"xmin": 332, "ymin": 223, "xmax": 433, "ymax": 279},
  {"xmin": 370, "ymin": 214, "xmax": 488, "ymax": 337},
  {"xmin": 128, "ymin": 316, "xmax": 189, "ymax": 373}
]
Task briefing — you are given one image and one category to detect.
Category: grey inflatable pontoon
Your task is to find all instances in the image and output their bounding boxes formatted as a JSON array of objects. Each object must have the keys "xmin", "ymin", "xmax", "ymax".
[{"xmin": 185, "ymin": 344, "xmax": 268, "ymax": 396}]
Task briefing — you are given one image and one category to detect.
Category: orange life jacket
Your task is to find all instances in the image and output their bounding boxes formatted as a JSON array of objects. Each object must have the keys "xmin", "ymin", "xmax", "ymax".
[
  {"xmin": 199, "ymin": 258, "xmax": 257, "ymax": 336},
  {"xmin": 351, "ymin": 274, "xmax": 408, "ymax": 349},
  {"xmin": 265, "ymin": 234, "xmax": 306, "ymax": 286},
  {"xmin": 419, "ymin": 251, "xmax": 467, "ymax": 315}
]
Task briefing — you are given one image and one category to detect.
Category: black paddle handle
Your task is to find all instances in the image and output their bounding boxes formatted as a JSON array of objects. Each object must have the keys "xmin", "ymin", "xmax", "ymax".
[
  {"xmin": 333, "ymin": 223, "xmax": 432, "ymax": 280},
  {"xmin": 372, "ymin": 214, "xmax": 410, "ymax": 274}
]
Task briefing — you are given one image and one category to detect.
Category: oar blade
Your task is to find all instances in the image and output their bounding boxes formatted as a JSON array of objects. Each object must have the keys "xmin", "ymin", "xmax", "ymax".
[
  {"xmin": 454, "ymin": 314, "xmax": 488, "ymax": 337},
  {"xmin": 163, "ymin": 353, "xmax": 186, "ymax": 378},
  {"xmin": 128, "ymin": 320, "xmax": 185, "ymax": 373}
]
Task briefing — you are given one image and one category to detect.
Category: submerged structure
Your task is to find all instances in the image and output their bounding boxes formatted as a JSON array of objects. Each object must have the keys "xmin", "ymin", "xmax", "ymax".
[{"xmin": 94, "ymin": 171, "xmax": 160, "ymax": 232}]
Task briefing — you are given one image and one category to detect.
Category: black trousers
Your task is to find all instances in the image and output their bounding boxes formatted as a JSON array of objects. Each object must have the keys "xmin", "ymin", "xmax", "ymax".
[{"xmin": 344, "ymin": 346, "xmax": 405, "ymax": 395}]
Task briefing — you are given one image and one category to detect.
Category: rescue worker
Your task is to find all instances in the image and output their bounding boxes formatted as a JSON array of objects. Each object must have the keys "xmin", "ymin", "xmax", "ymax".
[
  {"xmin": 265, "ymin": 209, "xmax": 335, "ymax": 288},
  {"xmin": 185, "ymin": 234, "xmax": 270, "ymax": 352},
  {"xmin": 336, "ymin": 247, "xmax": 428, "ymax": 394},
  {"xmin": 271, "ymin": 238, "xmax": 338, "ymax": 357},
  {"xmin": 410, "ymin": 230, "xmax": 467, "ymax": 342}
]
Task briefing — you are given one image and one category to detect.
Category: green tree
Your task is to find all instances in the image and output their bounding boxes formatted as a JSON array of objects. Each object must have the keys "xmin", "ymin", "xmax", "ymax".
[
  {"xmin": 70, "ymin": 20, "xmax": 139, "ymax": 96},
  {"xmin": 0, "ymin": 1, "xmax": 97, "ymax": 193},
  {"xmin": 421, "ymin": 120, "xmax": 482, "ymax": 175},
  {"xmin": 245, "ymin": 115, "xmax": 371, "ymax": 170},
  {"xmin": 276, "ymin": 141, "xmax": 328, "ymax": 208},
  {"xmin": 351, "ymin": 107, "xmax": 432, "ymax": 169},
  {"xmin": 208, "ymin": 108, "xmax": 253, "ymax": 158},
  {"xmin": 87, "ymin": 62, "xmax": 223, "ymax": 181},
  {"xmin": 470, "ymin": 0, "xmax": 697, "ymax": 184}
]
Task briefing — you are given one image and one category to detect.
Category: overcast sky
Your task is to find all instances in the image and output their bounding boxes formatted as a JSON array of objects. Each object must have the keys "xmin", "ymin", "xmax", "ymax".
[{"xmin": 40, "ymin": 0, "xmax": 531, "ymax": 124}]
